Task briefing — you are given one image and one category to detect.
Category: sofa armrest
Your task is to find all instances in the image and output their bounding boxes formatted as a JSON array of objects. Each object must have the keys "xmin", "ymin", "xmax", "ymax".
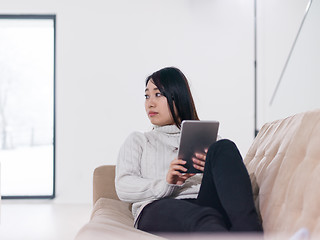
[{"xmin": 93, "ymin": 165, "xmax": 119, "ymax": 205}]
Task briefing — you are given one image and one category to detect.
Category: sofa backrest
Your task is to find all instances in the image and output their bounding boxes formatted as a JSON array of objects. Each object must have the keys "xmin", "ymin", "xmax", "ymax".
[{"xmin": 244, "ymin": 109, "xmax": 320, "ymax": 237}]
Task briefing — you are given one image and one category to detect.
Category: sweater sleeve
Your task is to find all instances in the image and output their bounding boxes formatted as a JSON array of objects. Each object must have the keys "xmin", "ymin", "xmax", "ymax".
[{"xmin": 115, "ymin": 132, "xmax": 180, "ymax": 203}]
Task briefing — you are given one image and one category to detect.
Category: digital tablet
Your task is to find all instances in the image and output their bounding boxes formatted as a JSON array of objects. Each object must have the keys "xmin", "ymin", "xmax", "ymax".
[{"xmin": 178, "ymin": 120, "xmax": 220, "ymax": 173}]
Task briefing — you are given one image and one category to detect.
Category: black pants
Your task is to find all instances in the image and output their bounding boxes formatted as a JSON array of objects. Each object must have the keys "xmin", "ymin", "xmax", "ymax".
[{"xmin": 137, "ymin": 139, "xmax": 263, "ymax": 233}]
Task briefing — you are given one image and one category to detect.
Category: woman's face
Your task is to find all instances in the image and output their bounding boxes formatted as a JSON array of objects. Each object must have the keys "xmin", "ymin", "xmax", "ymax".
[{"xmin": 145, "ymin": 80, "xmax": 175, "ymax": 126}]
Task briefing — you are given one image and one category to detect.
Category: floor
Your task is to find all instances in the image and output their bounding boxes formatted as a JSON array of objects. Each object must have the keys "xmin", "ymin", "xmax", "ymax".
[{"xmin": 0, "ymin": 200, "xmax": 92, "ymax": 240}]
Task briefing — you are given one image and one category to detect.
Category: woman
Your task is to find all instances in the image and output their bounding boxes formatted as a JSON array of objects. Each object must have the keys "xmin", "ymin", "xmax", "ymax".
[{"xmin": 115, "ymin": 67, "xmax": 262, "ymax": 233}]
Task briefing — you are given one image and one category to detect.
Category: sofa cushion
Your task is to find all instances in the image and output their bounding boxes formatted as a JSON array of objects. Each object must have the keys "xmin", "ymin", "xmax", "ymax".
[
  {"xmin": 75, "ymin": 198, "xmax": 166, "ymax": 240},
  {"xmin": 244, "ymin": 109, "xmax": 320, "ymax": 236},
  {"xmin": 91, "ymin": 198, "xmax": 133, "ymax": 227}
]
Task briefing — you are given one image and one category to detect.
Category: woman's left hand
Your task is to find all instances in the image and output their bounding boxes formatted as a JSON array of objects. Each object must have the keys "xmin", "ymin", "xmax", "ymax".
[{"xmin": 192, "ymin": 149, "xmax": 208, "ymax": 172}]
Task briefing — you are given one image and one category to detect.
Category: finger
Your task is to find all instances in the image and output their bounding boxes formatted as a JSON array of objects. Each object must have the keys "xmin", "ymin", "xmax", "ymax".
[
  {"xmin": 195, "ymin": 153, "xmax": 206, "ymax": 161},
  {"xmin": 171, "ymin": 164, "xmax": 188, "ymax": 173},
  {"xmin": 179, "ymin": 174, "xmax": 189, "ymax": 180},
  {"xmin": 180, "ymin": 174, "xmax": 194, "ymax": 180},
  {"xmin": 184, "ymin": 173, "xmax": 195, "ymax": 178},
  {"xmin": 193, "ymin": 164, "xmax": 204, "ymax": 172},
  {"xmin": 171, "ymin": 159, "xmax": 187, "ymax": 166},
  {"xmin": 171, "ymin": 170, "xmax": 185, "ymax": 177},
  {"xmin": 204, "ymin": 148, "xmax": 208, "ymax": 153},
  {"xmin": 192, "ymin": 157, "xmax": 205, "ymax": 167}
]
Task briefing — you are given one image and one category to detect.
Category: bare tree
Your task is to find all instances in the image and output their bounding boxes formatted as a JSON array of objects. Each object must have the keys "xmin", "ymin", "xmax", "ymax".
[
  {"xmin": 0, "ymin": 78, "xmax": 8, "ymax": 149},
  {"xmin": 0, "ymin": 61, "xmax": 13, "ymax": 150}
]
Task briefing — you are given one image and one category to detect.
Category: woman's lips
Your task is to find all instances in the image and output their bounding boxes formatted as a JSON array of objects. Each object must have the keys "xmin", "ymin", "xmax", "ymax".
[{"xmin": 149, "ymin": 111, "xmax": 158, "ymax": 117}]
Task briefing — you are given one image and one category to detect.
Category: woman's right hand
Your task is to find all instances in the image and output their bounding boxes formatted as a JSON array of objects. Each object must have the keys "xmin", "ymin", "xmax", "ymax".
[{"xmin": 166, "ymin": 158, "xmax": 195, "ymax": 185}]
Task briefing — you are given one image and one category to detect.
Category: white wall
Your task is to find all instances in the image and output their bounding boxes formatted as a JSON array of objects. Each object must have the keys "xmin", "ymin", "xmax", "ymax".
[
  {"xmin": 257, "ymin": 0, "xmax": 319, "ymax": 127},
  {"xmin": 1, "ymin": 0, "xmax": 254, "ymax": 204}
]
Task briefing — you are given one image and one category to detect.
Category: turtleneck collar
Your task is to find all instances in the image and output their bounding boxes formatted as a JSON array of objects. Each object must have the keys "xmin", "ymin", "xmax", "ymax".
[{"xmin": 152, "ymin": 124, "xmax": 180, "ymax": 135}]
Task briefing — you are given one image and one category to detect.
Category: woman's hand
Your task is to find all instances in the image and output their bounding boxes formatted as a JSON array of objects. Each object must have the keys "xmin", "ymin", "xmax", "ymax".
[
  {"xmin": 166, "ymin": 159, "xmax": 195, "ymax": 185},
  {"xmin": 192, "ymin": 149, "xmax": 208, "ymax": 172}
]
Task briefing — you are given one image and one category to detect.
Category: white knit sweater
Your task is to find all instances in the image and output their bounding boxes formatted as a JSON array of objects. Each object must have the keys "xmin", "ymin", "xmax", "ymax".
[{"xmin": 115, "ymin": 124, "xmax": 202, "ymax": 226}]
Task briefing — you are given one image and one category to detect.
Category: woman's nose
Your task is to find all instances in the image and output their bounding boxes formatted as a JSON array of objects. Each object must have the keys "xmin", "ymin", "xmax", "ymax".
[{"xmin": 147, "ymin": 97, "xmax": 156, "ymax": 108}]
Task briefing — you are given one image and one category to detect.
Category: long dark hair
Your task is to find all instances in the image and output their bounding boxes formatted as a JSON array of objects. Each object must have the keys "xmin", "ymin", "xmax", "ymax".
[{"xmin": 146, "ymin": 67, "xmax": 199, "ymax": 128}]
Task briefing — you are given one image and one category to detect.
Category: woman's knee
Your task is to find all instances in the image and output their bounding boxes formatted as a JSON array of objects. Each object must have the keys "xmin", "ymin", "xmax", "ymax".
[
  {"xmin": 209, "ymin": 139, "xmax": 237, "ymax": 151},
  {"xmin": 206, "ymin": 139, "xmax": 242, "ymax": 167}
]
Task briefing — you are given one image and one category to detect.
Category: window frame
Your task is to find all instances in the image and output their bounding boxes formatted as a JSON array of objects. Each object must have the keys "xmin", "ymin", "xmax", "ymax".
[{"xmin": 0, "ymin": 14, "xmax": 56, "ymax": 199}]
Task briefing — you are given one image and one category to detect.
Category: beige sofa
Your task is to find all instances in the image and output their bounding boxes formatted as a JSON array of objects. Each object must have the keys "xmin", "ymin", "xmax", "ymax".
[{"xmin": 75, "ymin": 109, "xmax": 320, "ymax": 240}]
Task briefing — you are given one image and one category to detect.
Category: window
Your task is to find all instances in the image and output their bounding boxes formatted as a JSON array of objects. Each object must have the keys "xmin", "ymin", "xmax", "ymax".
[{"xmin": 0, "ymin": 15, "xmax": 55, "ymax": 198}]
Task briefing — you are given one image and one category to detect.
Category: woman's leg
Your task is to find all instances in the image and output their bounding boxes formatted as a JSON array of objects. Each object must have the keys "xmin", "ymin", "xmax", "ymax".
[
  {"xmin": 196, "ymin": 139, "xmax": 263, "ymax": 232},
  {"xmin": 137, "ymin": 198, "xmax": 228, "ymax": 233}
]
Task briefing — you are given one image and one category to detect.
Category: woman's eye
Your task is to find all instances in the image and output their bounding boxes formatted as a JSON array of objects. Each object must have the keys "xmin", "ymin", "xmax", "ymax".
[
  {"xmin": 144, "ymin": 94, "xmax": 150, "ymax": 99},
  {"xmin": 155, "ymin": 92, "xmax": 163, "ymax": 97}
]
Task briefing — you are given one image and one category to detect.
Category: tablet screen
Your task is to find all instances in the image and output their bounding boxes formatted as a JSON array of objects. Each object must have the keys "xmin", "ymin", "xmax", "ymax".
[{"xmin": 178, "ymin": 120, "xmax": 219, "ymax": 173}]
